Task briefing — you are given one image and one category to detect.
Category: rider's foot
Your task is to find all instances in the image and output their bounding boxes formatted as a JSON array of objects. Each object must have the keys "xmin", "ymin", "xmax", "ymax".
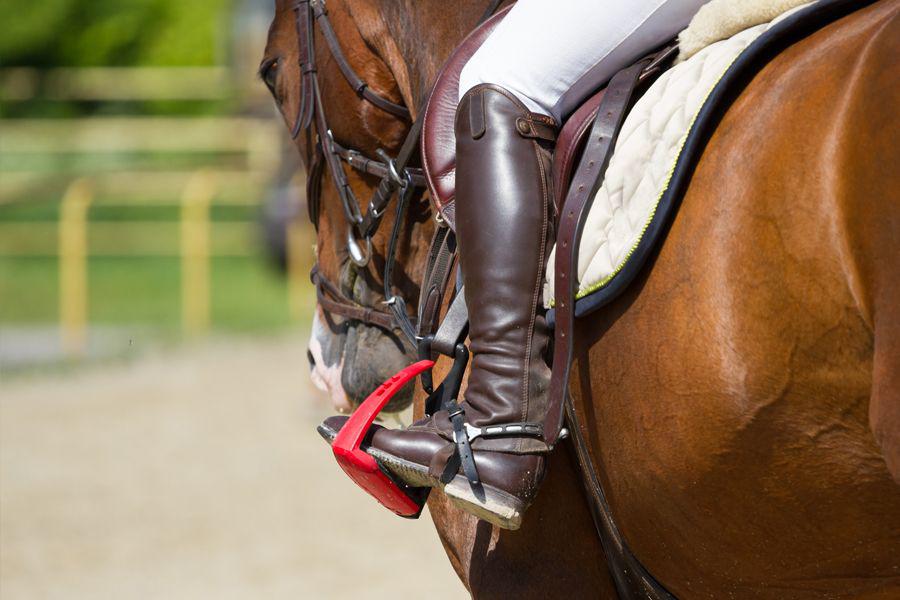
[
  {"xmin": 321, "ymin": 84, "xmax": 557, "ymax": 530},
  {"xmin": 318, "ymin": 413, "xmax": 545, "ymax": 529}
]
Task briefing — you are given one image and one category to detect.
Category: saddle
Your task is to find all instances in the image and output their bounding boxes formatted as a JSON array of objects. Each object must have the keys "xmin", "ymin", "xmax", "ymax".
[{"xmin": 421, "ymin": 5, "xmax": 612, "ymax": 229}]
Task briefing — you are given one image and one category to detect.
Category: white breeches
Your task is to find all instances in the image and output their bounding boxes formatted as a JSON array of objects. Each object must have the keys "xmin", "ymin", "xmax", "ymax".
[{"xmin": 458, "ymin": 0, "xmax": 709, "ymax": 121}]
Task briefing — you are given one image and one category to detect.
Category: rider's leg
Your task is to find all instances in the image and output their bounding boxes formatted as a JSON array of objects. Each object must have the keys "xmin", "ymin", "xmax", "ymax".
[
  {"xmin": 356, "ymin": 85, "xmax": 558, "ymax": 530},
  {"xmin": 459, "ymin": 0, "xmax": 708, "ymax": 121}
]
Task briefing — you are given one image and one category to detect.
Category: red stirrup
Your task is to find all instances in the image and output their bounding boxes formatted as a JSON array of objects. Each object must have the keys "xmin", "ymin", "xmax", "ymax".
[{"xmin": 331, "ymin": 360, "xmax": 435, "ymax": 517}]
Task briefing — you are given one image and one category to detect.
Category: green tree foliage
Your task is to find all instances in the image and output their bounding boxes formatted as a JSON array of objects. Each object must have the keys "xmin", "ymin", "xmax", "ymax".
[{"xmin": 0, "ymin": 0, "xmax": 233, "ymax": 67}]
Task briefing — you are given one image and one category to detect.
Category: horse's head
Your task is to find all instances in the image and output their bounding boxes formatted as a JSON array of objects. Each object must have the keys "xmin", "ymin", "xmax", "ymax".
[{"xmin": 261, "ymin": 0, "xmax": 434, "ymax": 413}]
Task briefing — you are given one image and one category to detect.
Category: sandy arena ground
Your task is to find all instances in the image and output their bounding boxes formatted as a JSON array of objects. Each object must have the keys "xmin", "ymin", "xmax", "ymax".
[{"xmin": 0, "ymin": 335, "xmax": 467, "ymax": 599}]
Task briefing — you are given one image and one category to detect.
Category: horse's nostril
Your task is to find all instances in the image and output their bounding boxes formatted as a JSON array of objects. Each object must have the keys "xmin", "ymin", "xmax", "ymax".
[{"xmin": 307, "ymin": 349, "xmax": 316, "ymax": 371}]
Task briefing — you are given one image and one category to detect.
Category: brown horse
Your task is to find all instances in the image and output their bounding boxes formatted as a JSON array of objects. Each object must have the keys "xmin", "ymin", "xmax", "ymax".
[{"xmin": 261, "ymin": 0, "xmax": 900, "ymax": 597}]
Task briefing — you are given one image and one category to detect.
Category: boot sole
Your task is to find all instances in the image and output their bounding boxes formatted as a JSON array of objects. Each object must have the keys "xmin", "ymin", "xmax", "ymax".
[{"xmin": 317, "ymin": 423, "xmax": 525, "ymax": 530}]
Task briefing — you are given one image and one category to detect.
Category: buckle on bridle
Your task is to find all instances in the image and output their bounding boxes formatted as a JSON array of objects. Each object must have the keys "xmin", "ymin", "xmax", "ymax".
[
  {"xmin": 376, "ymin": 148, "xmax": 411, "ymax": 191},
  {"xmin": 346, "ymin": 229, "xmax": 372, "ymax": 267}
]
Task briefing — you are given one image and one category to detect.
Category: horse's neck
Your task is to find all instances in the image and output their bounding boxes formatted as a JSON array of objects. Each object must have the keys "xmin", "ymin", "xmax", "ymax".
[{"xmin": 360, "ymin": 0, "xmax": 494, "ymax": 111}]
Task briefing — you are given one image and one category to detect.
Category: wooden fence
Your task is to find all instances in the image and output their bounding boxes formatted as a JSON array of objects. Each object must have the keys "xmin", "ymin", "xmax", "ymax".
[{"xmin": 0, "ymin": 67, "xmax": 309, "ymax": 356}]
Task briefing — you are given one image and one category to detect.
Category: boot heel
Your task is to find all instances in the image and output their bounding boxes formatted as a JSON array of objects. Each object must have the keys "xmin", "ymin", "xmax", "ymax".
[{"xmin": 444, "ymin": 477, "xmax": 525, "ymax": 530}]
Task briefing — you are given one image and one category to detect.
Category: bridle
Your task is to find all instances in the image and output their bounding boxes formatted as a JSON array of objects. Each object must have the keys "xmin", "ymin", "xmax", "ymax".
[
  {"xmin": 290, "ymin": 0, "xmax": 427, "ymax": 346},
  {"xmin": 289, "ymin": 0, "xmax": 503, "ymax": 347}
]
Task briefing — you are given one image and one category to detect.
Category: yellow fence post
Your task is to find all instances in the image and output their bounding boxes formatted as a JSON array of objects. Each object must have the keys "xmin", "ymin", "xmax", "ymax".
[
  {"xmin": 180, "ymin": 170, "xmax": 215, "ymax": 336},
  {"xmin": 58, "ymin": 178, "xmax": 93, "ymax": 357},
  {"xmin": 287, "ymin": 215, "xmax": 307, "ymax": 323}
]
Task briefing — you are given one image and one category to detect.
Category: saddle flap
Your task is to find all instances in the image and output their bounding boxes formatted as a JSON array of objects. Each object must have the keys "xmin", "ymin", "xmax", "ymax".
[
  {"xmin": 421, "ymin": 7, "xmax": 510, "ymax": 229},
  {"xmin": 422, "ymin": 5, "xmax": 613, "ymax": 229}
]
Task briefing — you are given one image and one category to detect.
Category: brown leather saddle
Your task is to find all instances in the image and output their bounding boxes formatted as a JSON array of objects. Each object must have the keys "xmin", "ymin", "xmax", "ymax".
[{"xmin": 421, "ymin": 5, "xmax": 613, "ymax": 230}]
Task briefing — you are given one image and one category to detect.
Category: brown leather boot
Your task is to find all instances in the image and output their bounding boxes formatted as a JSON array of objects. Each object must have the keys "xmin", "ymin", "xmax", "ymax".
[{"xmin": 320, "ymin": 84, "xmax": 556, "ymax": 530}]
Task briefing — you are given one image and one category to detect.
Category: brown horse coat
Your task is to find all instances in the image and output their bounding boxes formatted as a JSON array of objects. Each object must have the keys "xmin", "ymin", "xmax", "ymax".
[
  {"xmin": 571, "ymin": 3, "xmax": 900, "ymax": 595},
  {"xmin": 263, "ymin": 0, "xmax": 900, "ymax": 597}
]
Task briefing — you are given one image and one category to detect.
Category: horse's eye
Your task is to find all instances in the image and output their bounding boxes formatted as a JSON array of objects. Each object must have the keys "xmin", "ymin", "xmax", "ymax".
[{"xmin": 262, "ymin": 59, "xmax": 280, "ymax": 96}]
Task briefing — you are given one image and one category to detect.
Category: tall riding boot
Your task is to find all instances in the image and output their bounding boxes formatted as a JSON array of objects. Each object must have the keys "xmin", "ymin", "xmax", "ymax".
[{"xmin": 321, "ymin": 84, "xmax": 556, "ymax": 530}]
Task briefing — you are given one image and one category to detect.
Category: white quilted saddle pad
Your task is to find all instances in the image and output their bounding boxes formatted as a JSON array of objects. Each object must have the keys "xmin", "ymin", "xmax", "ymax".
[{"xmin": 544, "ymin": 3, "xmax": 813, "ymax": 307}]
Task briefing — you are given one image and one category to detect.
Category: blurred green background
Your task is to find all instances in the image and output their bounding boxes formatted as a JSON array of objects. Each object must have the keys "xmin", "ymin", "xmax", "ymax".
[
  {"xmin": 0, "ymin": 4, "xmax": 467, "ymax": 598},
  {"xmin": 0, "ymin": 0, "xmax": 314, "ymax": 373},
  {"xmin": 2, "ymin": 1, "xmax": 229, "ymax": 67}
]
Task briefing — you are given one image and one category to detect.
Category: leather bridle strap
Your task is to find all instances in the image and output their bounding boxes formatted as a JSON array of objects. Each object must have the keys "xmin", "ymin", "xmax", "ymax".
[
  {"xmin": 292, "ymin": 0, "xmax": 316, "ymax": 137},
  {"xmin": 330, "ymin": 139, "xmax": 427, "ymax": 188},
  {"xmin": 359, "ymin": 108, "xmax": 428, "ymax": 238},
  {"xmin": 311, "ymin": 265, "xmax": 398, "ymax": 331},
  {"xmin": 293, "ymin": 0, "xmax": 410, "ymax": 136},
  {"xmin": 300, "ymin": 0, "xmax": 506, "ymax": 342},
  {"xmin": 357, "ymin": 0, "xmax": 508, "ymax": 238},
  {"xmin": 310, "ymin": 0, "xmax": 411, "ymax": 120}
]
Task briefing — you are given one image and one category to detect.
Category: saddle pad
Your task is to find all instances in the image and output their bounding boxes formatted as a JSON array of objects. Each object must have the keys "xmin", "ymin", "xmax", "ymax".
[{"xmin": 543, "ymin": 2, "xmax": 814, "ymax": 308}]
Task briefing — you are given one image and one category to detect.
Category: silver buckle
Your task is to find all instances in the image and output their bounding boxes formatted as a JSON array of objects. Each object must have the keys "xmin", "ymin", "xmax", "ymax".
[{"xmin": 464, "ymin": 423, "xmax": 483, "ymax": 441}]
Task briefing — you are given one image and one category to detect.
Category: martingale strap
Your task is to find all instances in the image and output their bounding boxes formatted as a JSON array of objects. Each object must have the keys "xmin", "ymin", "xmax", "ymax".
[{"xmin": 382, "ymin": 177, "xmax": 419, "ymax": 343}]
